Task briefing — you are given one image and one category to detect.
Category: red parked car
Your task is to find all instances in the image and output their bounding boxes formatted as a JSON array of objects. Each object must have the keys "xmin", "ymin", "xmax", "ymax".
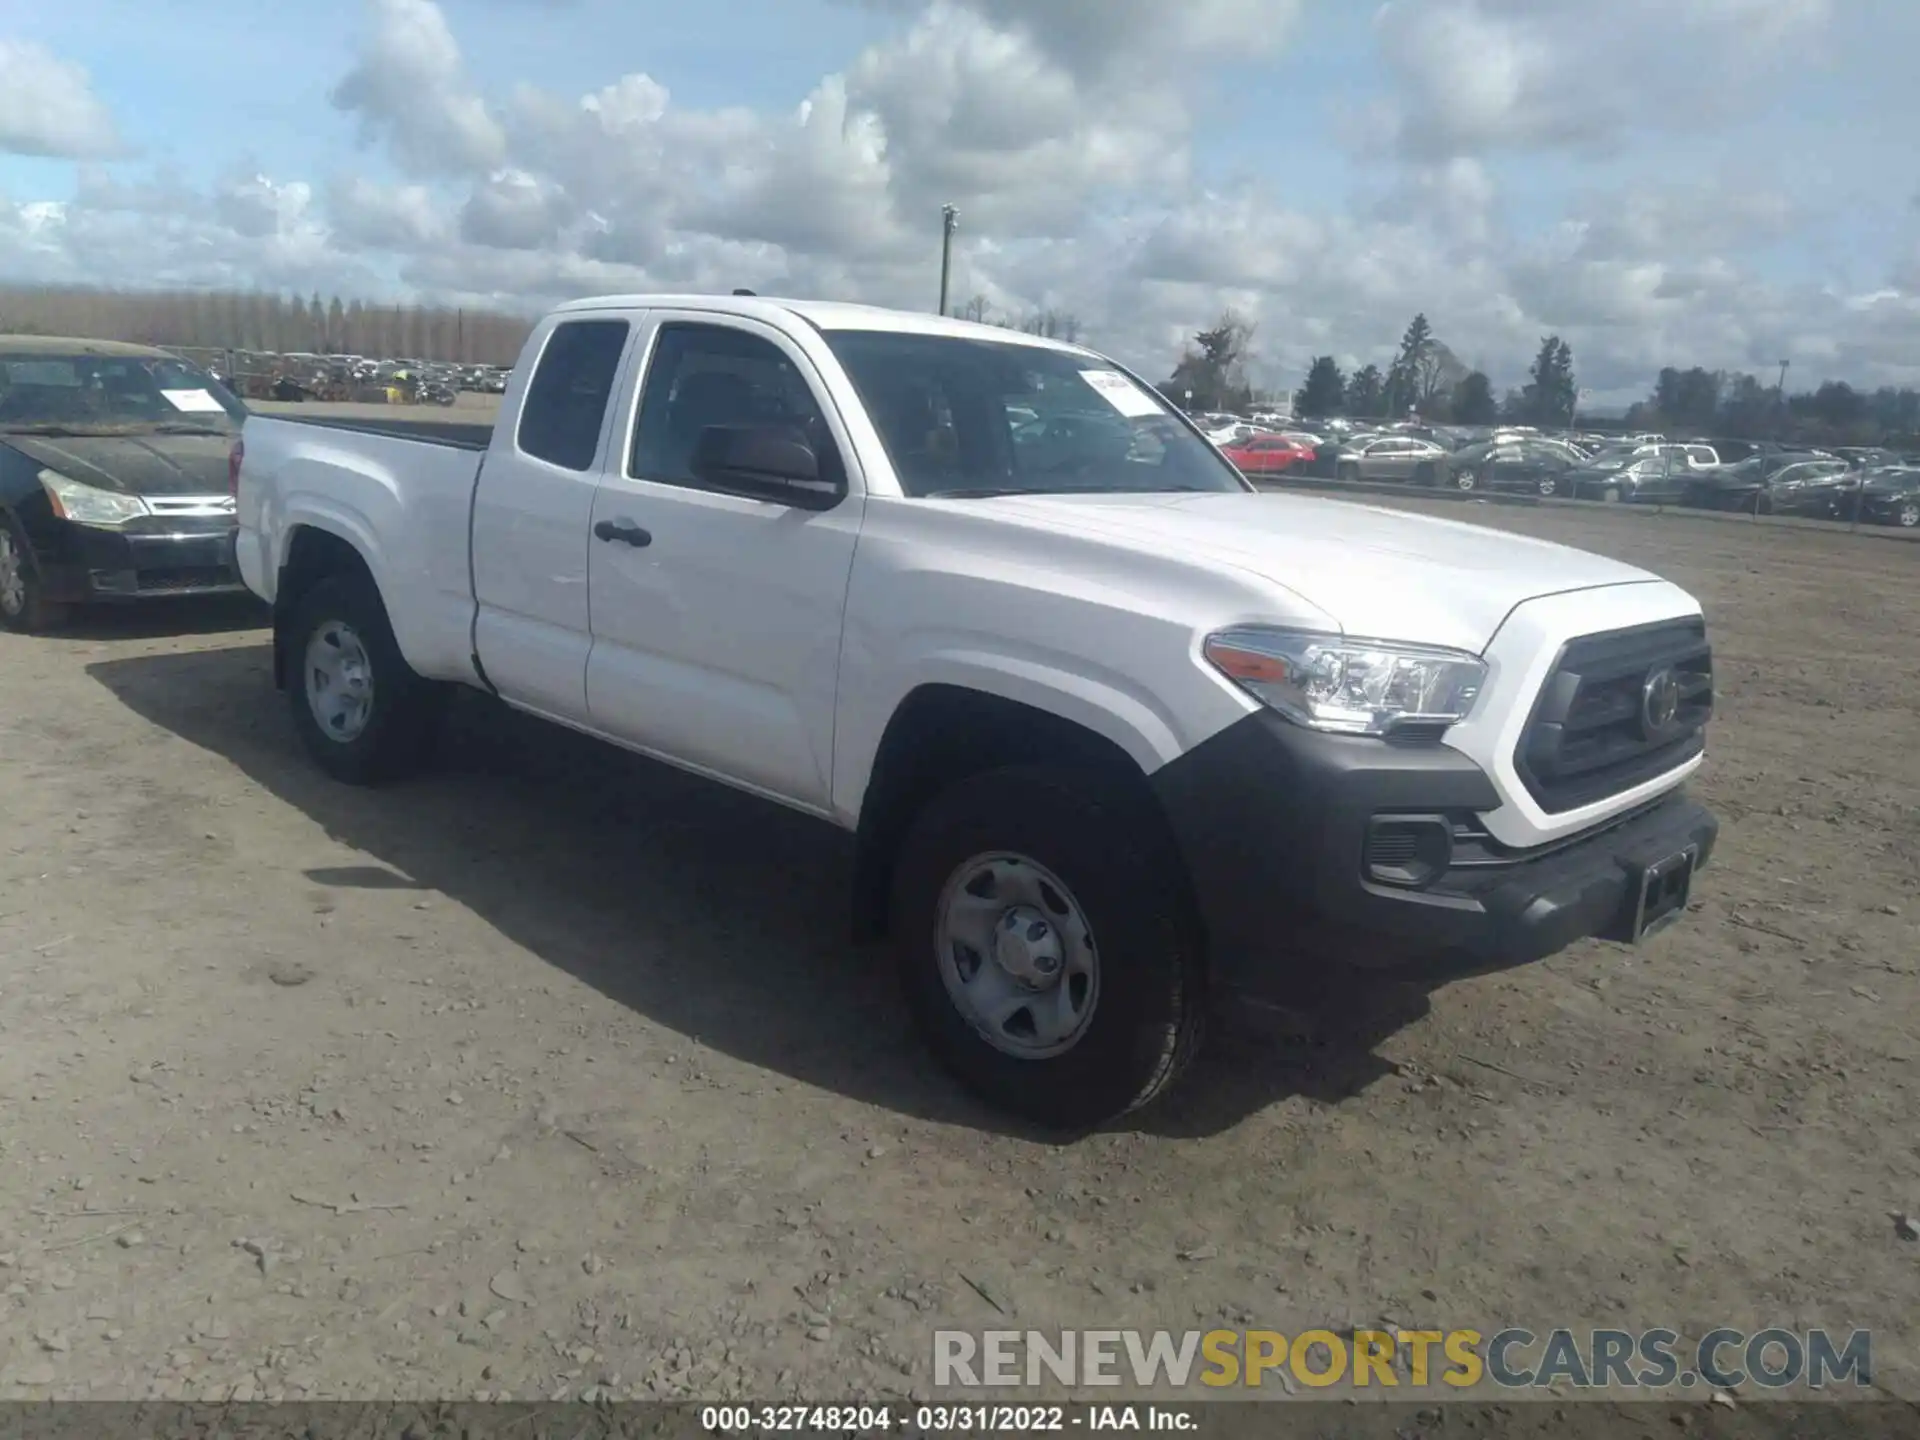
[{"xmin": 1219, "ymin": 433, "xmax": 1313, "ymax": 475}]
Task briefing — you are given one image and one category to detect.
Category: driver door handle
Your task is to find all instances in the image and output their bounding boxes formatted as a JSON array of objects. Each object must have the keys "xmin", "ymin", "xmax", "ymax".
[{"xmin": 594, "ymin": 519, "xmax": 652, "ymax": 548}]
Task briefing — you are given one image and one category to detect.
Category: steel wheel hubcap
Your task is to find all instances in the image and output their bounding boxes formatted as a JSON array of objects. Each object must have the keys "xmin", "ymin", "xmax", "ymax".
[
  {"xmin": 304, "ymin": 619, "xmax": 376, "ymax": 743},
  {"xmin": 0, "ymin": 532, "xmax": 24, "ymax": 616},
  {"xmin": 935, "ymin": 852, "xmax": 1099, "ymax": 1059},
  {"xmin": 1901, "ymin": 505, "xmax": 1919, "ymax": 527}
]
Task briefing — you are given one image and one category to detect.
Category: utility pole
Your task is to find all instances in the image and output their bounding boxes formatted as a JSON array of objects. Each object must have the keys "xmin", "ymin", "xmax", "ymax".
[
  {"xmin": 937, "ymin": 204, "xmax": 958, "ymax": 317},
  {"xmin": 1776, "ymin": 358, "xmax": 1790, "ymax": 439}
]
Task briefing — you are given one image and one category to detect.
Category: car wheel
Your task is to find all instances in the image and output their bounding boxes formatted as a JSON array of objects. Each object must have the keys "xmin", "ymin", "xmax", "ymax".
[
  {"xmin": 1600, "ymin": 485, "xmax": 1622, "ymax": 504},
  {"xmin": 1413, "ymin": 461, "xmax": 1436, "ymax": 486},
  {"xmin": 1899, "ymin": 501, "xmax": 1920, "ymax": 529},
  {"xmin": 1336, "ymin": 462, "xmax": 1360, "ymax": 483},
  {"xmin": 1536, "ymin": 475, "xmax": 1558, "ymax": 497},
  {"xmin": 285, "ymin": 572, "xmax": 446, "ymax": 785},
  {"xmin": 0, "ymin": 522, "xmax": 67, "ymax": 634},
  {"xmin": 891, "ymin": 765, "xmax": 1206, "ymax": 1131},
  {"xmin": 1452, "ymin": 469, "xmax": 1478, "ymax": 492}
]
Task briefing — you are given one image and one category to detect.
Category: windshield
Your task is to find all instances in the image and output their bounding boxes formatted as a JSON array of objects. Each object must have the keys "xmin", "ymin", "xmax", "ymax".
[
  {"xmin": 821, "ymin": 330, "xmax": 1246, "ymax": 498},
  {"xmin": 0, "ymin": 352, "xmax": 246, "ymax": 435}
]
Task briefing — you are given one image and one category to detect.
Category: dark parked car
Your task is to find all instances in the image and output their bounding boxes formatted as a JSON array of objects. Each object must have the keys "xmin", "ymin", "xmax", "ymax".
[
  {"xmin": 1832, "ymin": 446, "xmax": 1899, "ymax": 471},
  {"xmin": 1324, "ymin": 434, "xmax": 1449, "ymax": 484},
  {"xmin": 1441, "ymin": 438, "xmax": 1580, "ymax": 495},
  {"xmin": 1856, "ymin": 465, "xmax": 1920, "ymax": 528},
  {"xmin": 0, "ymin": 336, "xmax": 248, "ymax": 631},
  {"xmin": 1564, "ymin": 446, "xmax": 1703, "ymax": 504},
  {"xmin": 1694, "ymin": 454, "xmax": 1855, "ymax": 516}
]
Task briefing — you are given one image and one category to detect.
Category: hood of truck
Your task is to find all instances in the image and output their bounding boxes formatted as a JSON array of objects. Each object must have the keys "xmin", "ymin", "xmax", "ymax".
[{"xmin": 966, "ymin": 489, "xmax": 1664, "ymax": 652}]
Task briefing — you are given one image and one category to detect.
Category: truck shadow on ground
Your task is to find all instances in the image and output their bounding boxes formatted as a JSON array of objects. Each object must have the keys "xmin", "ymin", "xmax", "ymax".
[
  {"xmin": 89, "ymin": 641, "xmax": 1451, "ymax": 1141},
  {"xmin": 54, "ymin": 593, "xmax": 268, "ymax": 641}
]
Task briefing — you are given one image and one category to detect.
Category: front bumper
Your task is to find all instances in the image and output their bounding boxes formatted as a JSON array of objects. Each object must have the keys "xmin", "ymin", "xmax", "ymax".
[
  {"xmin": 36, "ymin": 516, "xmax": 244, "ymax": 602},
  {"xmin": 1150, "ymin": 711, "xmax": 1718, "ymax": 999}
]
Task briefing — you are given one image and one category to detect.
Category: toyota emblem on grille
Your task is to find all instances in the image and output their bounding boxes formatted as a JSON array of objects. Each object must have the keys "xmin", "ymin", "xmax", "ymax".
[{"xmin": 1641, "ymin": 666, "xmax": 1682, "ymax": 736}]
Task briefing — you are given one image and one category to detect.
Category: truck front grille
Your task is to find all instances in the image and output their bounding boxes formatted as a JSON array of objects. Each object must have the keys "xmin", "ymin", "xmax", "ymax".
[{"xmin": 1514, "ymin": 618, "xmax": 1713, "ymax": 815}]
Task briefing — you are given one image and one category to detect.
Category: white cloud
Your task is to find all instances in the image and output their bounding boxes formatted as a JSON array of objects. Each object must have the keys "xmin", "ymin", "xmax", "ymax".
[
  {"xmin": 330, "ymin": 0, "xmax": 506, "ymax": 177},
  {"xmin": 0, "ymin": 40, "xmax": 123, "ymax": 159},
  {"xmin": 1371, "ymin": 0, "xmax": 1831, "ymax": 160},
  {"xmin": 327, "ymin": 175, "xmax": 451, "ymax": 250},
  {"xmin": 2, "ymin": 0, "xmax": 1916, "ymax": 411}
]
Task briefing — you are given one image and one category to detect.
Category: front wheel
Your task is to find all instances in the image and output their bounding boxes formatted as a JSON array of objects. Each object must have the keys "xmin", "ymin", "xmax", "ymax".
[
  {"xmin": 1600, "ymin": 485, "xmax": 1622, "ymax": 504},
  {"xmin": 0, "ymin": 523, "xmax": 66, "ymax": 634},
  {"xmin": 1452, "ymin": 469, "xmax": 1479, "ymax": 492},
  {"xmin": 1898, "ymin": 501, "xmax": 1920, "ymax": 529},
  {"xmin": 285, "ymin": 572, "xmax": 445, "ymax": 784},
  {"xmin": 1536, "ymin": 474, "xmax": 1558, "ymax": 496},
  {"xmin": 891, "ymin": 766, "xmax": 1206, "ymax": 1130}
]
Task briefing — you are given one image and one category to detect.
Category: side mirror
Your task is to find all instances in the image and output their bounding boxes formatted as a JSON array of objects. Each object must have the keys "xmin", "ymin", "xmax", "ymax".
[{"xmin": 690, "ymin": 425, "xmax": 840, "ymax": 510}]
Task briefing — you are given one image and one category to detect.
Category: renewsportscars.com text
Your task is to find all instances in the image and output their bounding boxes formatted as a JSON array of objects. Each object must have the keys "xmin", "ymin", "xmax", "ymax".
[{"xmin": 933, "ymin": 1327, "xmax": 1872, "ymax": 1392}]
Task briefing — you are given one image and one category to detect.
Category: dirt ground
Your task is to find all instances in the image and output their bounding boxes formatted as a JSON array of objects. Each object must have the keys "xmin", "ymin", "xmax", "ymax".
[{"xmin": 1, "ymin": 492, "xmax": 1917, "ymax": 1410}]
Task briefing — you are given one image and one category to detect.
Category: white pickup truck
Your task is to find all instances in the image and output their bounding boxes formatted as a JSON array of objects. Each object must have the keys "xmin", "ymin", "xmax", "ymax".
[{"xmin": 235, "ymin": 294, "xmax": 1718, "ymax": 1128}]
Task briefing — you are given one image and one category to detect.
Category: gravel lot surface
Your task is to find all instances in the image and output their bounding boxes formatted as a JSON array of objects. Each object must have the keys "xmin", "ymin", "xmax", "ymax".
[{"xmin": 2, "ymin": 480, "xmax": 1916, "ymax": 1409}]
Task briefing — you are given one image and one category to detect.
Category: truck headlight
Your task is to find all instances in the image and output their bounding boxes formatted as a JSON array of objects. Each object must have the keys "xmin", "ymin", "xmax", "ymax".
[
  {"xmin": 39, "ymin": 469, "xmax": 150, "ymax": 528},
  {"xmin": 1203, "ymin": 627, "xmax": 1487, "ymax": 737}
]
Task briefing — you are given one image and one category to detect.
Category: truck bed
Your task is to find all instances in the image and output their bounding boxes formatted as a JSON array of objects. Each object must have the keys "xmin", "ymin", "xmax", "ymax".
[{"xmin": 236, "ymin": 412, "xmax": 488, "ymax": 690}]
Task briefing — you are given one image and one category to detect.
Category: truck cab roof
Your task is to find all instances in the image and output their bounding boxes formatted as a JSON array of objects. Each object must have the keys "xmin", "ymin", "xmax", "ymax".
[{"xmin": 550, "ymin": 293, "xmax": 1094, "ymax": 354}]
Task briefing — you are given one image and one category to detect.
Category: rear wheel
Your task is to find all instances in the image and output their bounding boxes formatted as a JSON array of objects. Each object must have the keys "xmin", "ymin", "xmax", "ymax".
[
  {"xmin": 1536, "ymin": 474, "xmax": 1558, "ymax": 496},
  {"xmin": 285, "ymin": 573, "xmax": 445, "ymax": 784},
  {"xmin": 1898, "ymin": 501, "xmax": 1920, "ymax": 528},
  {"xmin": 1600, "ymin": 485, "xmax": 1622, "ymax": 504},
  {"xmin": 0, "ymin": 523, "xmax": 66, "ymax": 634},
  {"xmin": 891, "ymin": 766, "xmax": 1206, "ymax": 1131},
  {"xmin": 1452, "ymin": 469, "xmax": 1479, "ymax": 492}
]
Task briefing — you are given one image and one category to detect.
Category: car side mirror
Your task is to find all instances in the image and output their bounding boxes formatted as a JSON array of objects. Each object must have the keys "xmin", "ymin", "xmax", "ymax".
[{"xmin": 690, "ymin": 425, "xmax": 840, "ymax": 510}]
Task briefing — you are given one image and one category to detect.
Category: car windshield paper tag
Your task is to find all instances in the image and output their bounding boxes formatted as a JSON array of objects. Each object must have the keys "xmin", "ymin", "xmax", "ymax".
[
  {"xmin": 1079, "ymin": 369, "xmax": 1160, "ymax": 418},
  {"xmin": 161, "ymin": 388, "xmax": 225, "ymax": 413}
]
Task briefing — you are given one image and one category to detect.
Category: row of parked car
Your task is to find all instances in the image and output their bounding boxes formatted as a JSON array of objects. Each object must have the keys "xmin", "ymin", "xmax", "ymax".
[{"xmin": 1204, "ymin": 420, "xmax": 1920, "ymax": 529}]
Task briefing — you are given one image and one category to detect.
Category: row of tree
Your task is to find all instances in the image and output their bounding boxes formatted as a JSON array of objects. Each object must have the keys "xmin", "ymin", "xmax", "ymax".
[
  {"xmin": 0, "ymin": 285, "xmax": 535, "ymax": 365},
  {"xmin": 1624, "ymin": 367, "xmax": 1920, "ymax": 446},
  {"xmin": 954, "ymin": 294, "xmax": 1085, "ymax": 343},
  {"xmin": 1285, "ymin": 321, "xmax": 1920, "ymax": 447},
  {"xmin": 6, "ymin": 284, "xmax": 1916, "ymax": 447},
  {"xmin": 1292, "ymin": 316, "xmax": 1578, "ymax": 428}
]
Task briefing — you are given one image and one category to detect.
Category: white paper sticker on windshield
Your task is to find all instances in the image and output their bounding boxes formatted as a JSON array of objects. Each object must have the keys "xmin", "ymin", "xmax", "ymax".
[
  {"xmin": 161, "ymin": 388, "xmax": 225, "ymax": 413},
  {"xmin": 1079, "ymin": 369, "xmax": 1161, "ymax": 419}
]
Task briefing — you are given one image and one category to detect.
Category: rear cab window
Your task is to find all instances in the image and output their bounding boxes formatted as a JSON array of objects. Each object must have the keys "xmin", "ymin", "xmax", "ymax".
[{"xmin": 515, "ymin": 318, "xmax": 631, "ymax": 471}]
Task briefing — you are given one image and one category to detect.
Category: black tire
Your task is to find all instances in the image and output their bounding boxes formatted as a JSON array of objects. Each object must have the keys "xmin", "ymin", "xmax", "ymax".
[
  {"xmin": 1413, "ymin": 461, "xmax": 1436, "ymax": 486},
  {"xmin": 1536, "ymin": 474, "xmax": 1558, "ymax": 497},
  {"xmin": 890, "ymin": 765, "xmax": 1206, "ymax": 1131},
  {"xmin": 284, "ymin": 572, "xmax": 444, "ymax": 785},
  {"xmin": 1898, "ymin": 501, "xmax": 1920, "ymax": 529},
  {"xmin": 0, "ymin": 519, "xmax": 67, "ymax": 634},
  {"xmin": 1452, "ymin": 468, "xmax": 1479, "ymax": 492},
  {"xmin": 1600, "ymin": 485, "xmax": 1622, "ymax": 504}
]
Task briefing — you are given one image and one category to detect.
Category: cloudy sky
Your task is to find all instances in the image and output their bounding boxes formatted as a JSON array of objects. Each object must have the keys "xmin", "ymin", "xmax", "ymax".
[{"xmin": 0, "ymin": 0, "xmax": 1915, "ymax": 406}]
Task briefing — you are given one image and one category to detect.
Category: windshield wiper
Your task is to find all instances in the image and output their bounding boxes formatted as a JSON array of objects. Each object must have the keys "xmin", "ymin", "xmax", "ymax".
[
  {"xmin": 150, "ymin": 422, "xmax": 228, "ymax": 435},
  {"xmin": 922, "ymin": 487, "xmax": 1035, "ymax": 499}
]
